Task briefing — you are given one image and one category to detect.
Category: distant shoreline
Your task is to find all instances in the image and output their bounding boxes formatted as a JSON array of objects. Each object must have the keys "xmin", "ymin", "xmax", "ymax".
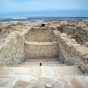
[{"xmin": 0, "ymin": 17, "xmax": 88, "ymax": 22}]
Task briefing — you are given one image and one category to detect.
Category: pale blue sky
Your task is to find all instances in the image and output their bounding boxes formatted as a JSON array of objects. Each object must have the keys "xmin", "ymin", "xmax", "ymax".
[{"xmin": 0, "ymin": 0, "xmax": 88, "ymax": 17}]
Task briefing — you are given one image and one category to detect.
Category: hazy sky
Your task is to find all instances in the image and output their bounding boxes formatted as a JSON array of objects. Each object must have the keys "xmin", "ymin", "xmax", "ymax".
[{"xmin": 0, "ymin": 0, "xmax": 88, "ymax": 17}]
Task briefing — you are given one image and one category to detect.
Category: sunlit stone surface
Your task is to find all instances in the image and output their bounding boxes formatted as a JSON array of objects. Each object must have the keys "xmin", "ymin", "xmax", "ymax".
[{"xmin": 0, "ymin": 20, "xmax": 88, "ymax": 87}]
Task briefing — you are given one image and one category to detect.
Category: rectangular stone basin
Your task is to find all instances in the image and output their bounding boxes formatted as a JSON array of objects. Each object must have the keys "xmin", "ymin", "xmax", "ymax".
[{"xmin": 24, "ymin": 27, "xmax": 58, "ymax": 59}]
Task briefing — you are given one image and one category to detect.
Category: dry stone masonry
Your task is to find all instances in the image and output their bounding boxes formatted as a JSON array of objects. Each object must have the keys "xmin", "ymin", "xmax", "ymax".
[
  {"xmin": 0, "ymin": 21, "xmax": 30, "ymax": 66},
  {"xmin": 0, "ymin": 20, "xmax": 88, "ymax": 73},
  {"xmin": 0, "ymin": 20, "xmax": 88, "ymax": 87}
]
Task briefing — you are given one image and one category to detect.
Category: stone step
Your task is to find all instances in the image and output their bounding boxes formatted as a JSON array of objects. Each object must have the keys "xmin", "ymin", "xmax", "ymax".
[
  {"xmin": 25, "ymin": 58, "xmax": 59, "ymax": 62},
  {"xmin": 18, "ymin": 62, "xmax": 66, "ymax": 67},
  {"xmin": 22, "ymin": 61, "xmax": 61, "ymax": 65},
  {"xmin": 0, "ymin": 66, "xmax": 83, "ymax": 76},
  {"xmin": 18, "ymin": 58, "xmax": 64, "ymax": 66},
  {"xmin": 18, "ymin": 58, "xmax": 66, "ymax": 67},
  {"xmin": 0, "ymin": 66, "xmax": 87, "ymax": 88},
  {"xmin": 23, "ymin": 61, "xmax": 60, "ymax": 64},
  {"xmin": 40, "ymin": 66, "xmax": 83, "ymax": 78},
  {"xmin": 0, "ymin": 75, "xmax": 88, "ymax": 88}
]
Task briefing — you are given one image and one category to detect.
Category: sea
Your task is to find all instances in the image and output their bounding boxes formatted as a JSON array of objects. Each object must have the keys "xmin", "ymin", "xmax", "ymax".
[{"xmin": 0, "ymin": 17, "xmax": 88, "ymax": 22}]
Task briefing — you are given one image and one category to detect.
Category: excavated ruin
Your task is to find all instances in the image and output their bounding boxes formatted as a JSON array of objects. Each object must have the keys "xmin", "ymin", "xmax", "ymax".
[
  {"xmin": 0, "ymin": 21, "xmax": 88, "ymax": 88},
  {"xmin": 24, "ymin": 27, "xmax": 58, "ymax": 59}
]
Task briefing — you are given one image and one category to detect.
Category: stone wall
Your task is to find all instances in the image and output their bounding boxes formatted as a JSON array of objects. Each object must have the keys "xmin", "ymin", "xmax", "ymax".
[
  {"xmin": 0, "ymin": 28, "xmax": 16, "ymax": 45},
  {"xmin": 0, "ymin": 31, "xmax": 25, "ymax": 66},
  {"xmin": 25, "ymin": 27, "xmax": 57, "ymax": 42},
  {"xmin": 57, "ymin": 25, "xmax": 88, "ymax": 45},
  {"xmin": 24, "ymin": 41, "xmax": 58, "ymax": 59},
  {"xmin": 54, "ymin": 30, "xmax": 88, "ymax": 73}
]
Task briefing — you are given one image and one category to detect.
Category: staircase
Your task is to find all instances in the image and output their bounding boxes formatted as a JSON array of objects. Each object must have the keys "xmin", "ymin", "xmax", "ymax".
[
  {"xmin": 0, "ymin": 27, "xmax": 88, "ymax": 88},
  {"xmin": 0, "ymin": 58, "xmax": 88, "ymax": 88}
]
